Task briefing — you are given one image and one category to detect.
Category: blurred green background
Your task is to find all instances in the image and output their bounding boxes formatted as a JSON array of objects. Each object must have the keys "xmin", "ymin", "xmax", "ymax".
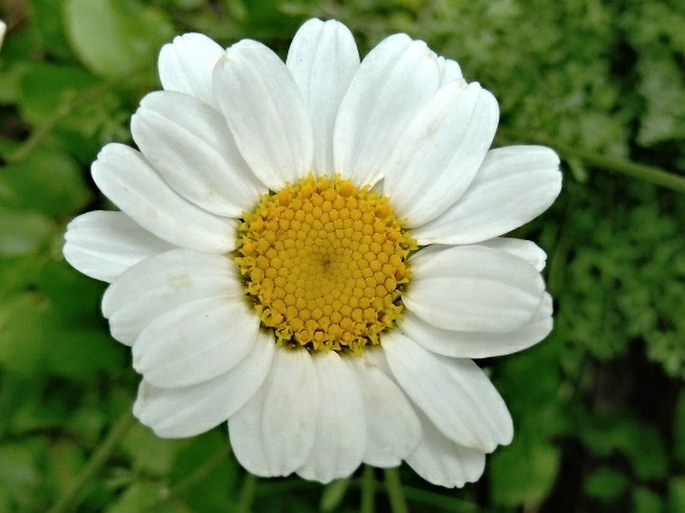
[{"xmin": 0, "ymin": 0, "xmax": 684, "ymax": 512}]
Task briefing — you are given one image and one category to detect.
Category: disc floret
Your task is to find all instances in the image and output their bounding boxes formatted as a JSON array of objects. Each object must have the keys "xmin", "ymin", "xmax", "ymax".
[{"xmin": 235, "ymin": 176, "xmax": 416, "ymax": 353}]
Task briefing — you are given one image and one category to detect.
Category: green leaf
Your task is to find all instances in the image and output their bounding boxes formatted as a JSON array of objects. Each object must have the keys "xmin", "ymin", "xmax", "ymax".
[
  {"xmin": 121, "ymin": 424, "xmax": 180, "ymax": 477},
  {"xmin": 668, "ymin": 476, "xmax": 685, "ymax": 513},
  {"xmin": 47, "ymin": 439, "xmax": 86, "ymax": 500},
  {"xmin": 490, "ymin": 439, "xmax": 560, "ymax": 507},
  {"xmin": 0, "ymin": 149, "xmax": 91, "ymax": 217},
  {"xmin": 0, "ymin": 292, "xmax": 123, "ymax": 380},
  {"xmin": 32, "ymin": 0, "xmax": 76, "ymax": 61},
  {"xmin": 632, "ymin": 487, "xmax": 663, "ymax": 513},
  {"xmin": 168, "ymin": 434, "xmax": 237, "ymax": 511},
  {"xmin": 0, "ymin": 441, "xmax": 47, "ymax": 512},
  {"xmin": 0, "ymin": 209, "xmax": 53, "ymax": 257},
  {"xmin": 18, "ymin": 62, "xmax": 98, "ymax": 123},
  {"xmin": 675, "ymin": 390, "xmax": 685, "ymax": 466},
  {"xmin": 104, "ymin": 482, "xmax": 163, "ymax": 513},
  {"xmin": 584, "ymin": 467, "xmax": 629, "ymax": 501},
  {"xmin": 611, "ymin": 420, "xmax": 667, "ymax": 481},
  {"xmin": 36, "ymin": 258, "xmax": 106, "ymax": 319},
  {"xmin": 579, "ymin": 413, "xmax": 668, "ymax": 481},
  {"xmin": 63, "ymin": 0, "xmax": 174, "ymax": 78}
]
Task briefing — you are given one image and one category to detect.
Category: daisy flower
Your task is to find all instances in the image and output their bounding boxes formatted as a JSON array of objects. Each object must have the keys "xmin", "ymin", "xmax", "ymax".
[{"xmin": 63, "ymin": 18, "xmax": 561, "ymax": 487}]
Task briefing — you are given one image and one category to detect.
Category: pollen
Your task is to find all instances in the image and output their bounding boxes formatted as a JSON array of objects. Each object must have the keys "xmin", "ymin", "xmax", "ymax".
[{"xmin": 235, "ymin": 176, "xmax": 416, "ymax": 354}]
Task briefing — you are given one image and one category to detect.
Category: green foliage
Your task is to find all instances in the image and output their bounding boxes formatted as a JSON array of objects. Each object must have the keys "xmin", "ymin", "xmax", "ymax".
[
  {"xmin": 584, "ymin": 467, "xmax": 629, "ymax": 501},
  {"xmin": 491, "ymin": 438, "xmax": 560, "ymax": 507},
  {"xmin": 64, "ymin": 0, "xmax": 174, "ymax": 78},
  {"xmin": 0, "ymin": 0, "xmax": 683, "ymax": 512}
]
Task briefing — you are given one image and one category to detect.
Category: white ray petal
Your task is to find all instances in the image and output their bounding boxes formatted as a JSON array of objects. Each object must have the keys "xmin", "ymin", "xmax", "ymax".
[
  {"xmin": 158, "ymin": 32, "xmax": 224, "ymax": 107},
  {"xmin": 213, "ymin": 40, "xmax": 313, "ymax": 190},
  {"xmin": 405, "ymin": 245, "xmax": 545, "ymax": 333},
  {"xmin": 384, "ymin": 331, "xmax": 513, "ymax": 452},
  {"xmin": 229, "ymin": 348, "xmax": 319, "ymax": 477},
  {"xmin": 297, "ymin": 351, "xmax": 365, "ymax": 483},
  {"xmin": 91, "ymin": 143, "xmax": 236, "ymax": 253},
  {"xmin": 286, "ymin": 19, "xmax": 360, "ymax": 176},
  {"xmin": 414, "ymin": 145, "xmax": 562, "ymax": 245},
  {"xmin": 102, "ymin": 249, "xmax": 240, "ymax": 345},
  {"xmin": 133, "ymin": 331, "xmax": 275, "ymax": 438},
  {"xmin": 63, "ymin": 211, "xmax": 174, "ymax": 283},
  {"xmin": 133, "ymin": 296, "xmax": 260, "ymax": 387}
]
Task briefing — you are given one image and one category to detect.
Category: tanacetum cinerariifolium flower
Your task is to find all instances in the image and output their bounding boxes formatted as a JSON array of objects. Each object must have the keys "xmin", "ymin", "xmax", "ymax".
[{"xmin": 63, "ymin": 18, "xmax": 562, "ymax": 487}]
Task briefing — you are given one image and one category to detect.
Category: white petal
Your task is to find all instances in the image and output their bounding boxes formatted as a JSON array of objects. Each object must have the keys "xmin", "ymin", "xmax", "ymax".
[
  {"xmin": 384, "ymin": 332, "xmax": 513, "ymax": 452},
  {"xmin": 402, "ymin": 293, "xmax": 553, "ymax": 359},
  {"xmin": 477, "ymin": 237, "xmax": 547, "ymax": 271},
  {"xmin": 102, "ymin": 249, "xmax": 240, "ymax": 345},
  {"xmin": 286, "ymin": 19, "xmax": 359, "ymax": 176},
  {"xmin": 91, "ymin": 143, "xmax": 236, "ymax": 253},
  {"xmin": 296, "ymin": 351, "xmax": 365, "ymax": 483},
  {"xmin": 347, "ymin": 350, "xmax": 422, "ymax": 467},
  {"xmin": 229, "ymin": 348, "xmax": 319, "ymax": 477},
  {"xmin": 414, "ymin": 145, "xmax": 562, "ymax": 245},
  {"xmin": 405, "ymin": 410, "xmax": 486, "ymax": 488},
  {"xmin": 63, "ymin": 211, "xmax": 174, "ymax": 283},
  {"xmin": 158, "ymin": 33, "xmax": 224, "ymax": 107},
  {"xmin": 133, "ymin": 331, "xmax": 274, "ymax": 438},
  {"xmin": 383, "ymin": 82, "xmax": 498, "ymax": 226},
  {"xmin": 131, "ymin": 91, "xmax": 265, "ymax": 216},
  {"xmin": 334, "ymin": 34, "xmax": 441, "ymax": 186},
  {"xmin": 405, "ymin": 245, "xmax": 545, "ymax": 333},
  {"xmin": 133, "ymin": 296, "xmax": 259, "ymax": 388},
  {"xmin": 213, "ymin": 40, "xmax": 313, "ymax": 190},
  {"xmin": 437, "ymin": 56, "xmax": 466, "ymax": 87}
]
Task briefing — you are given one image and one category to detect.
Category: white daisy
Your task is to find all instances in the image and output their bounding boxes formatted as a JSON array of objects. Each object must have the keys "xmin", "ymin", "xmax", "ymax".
[{"xmin": 63, "ymin": 18, "xmax": 561, "ymax": 487}]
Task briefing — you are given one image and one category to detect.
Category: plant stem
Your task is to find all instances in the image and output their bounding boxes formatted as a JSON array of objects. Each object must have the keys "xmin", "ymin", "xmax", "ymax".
[
  {"xmin": 360, "ymin": 465, "xmax": 376, "ymax": 513},
  {"xmin": 236, "ymin": 473, "xmax": 259, "ymax": 513},
  {"xmin": 403, "ymin": 486, "xmax": 481, "ymax": 512},
  {"xmin": 5, "ymin": 70, "xmax": 149, "ymax": 165},
  {"xmin": 48, "ymin": 407, "xmax": 136, "ymax": 513},
  {"xmin": 383, "ymin": 468, "xmax": 410, "ymax": 513},
  {"xmin": 147, "ymin": 449, "xmax": 229, "ymax": 510},
  {"xmin": 500, "ymin": 130, "xmax": 685, "ymax": 194}
]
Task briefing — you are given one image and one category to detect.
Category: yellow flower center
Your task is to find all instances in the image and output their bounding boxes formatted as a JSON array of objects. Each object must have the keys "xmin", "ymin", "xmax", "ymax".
[{"xmin": 235, "ymin": 176, "xmax": 416, "ymax": 354}]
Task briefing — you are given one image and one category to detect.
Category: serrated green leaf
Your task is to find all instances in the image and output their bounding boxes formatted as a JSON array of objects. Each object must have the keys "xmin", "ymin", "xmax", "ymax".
[{"xmin": 63, "ymin": 0, "xmax": 174, "ymax": 78}]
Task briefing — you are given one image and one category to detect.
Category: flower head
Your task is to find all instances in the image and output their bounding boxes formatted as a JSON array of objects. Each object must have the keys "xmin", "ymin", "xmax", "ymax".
[{"xmin": 64, "ymin": 18, "xmax": 561, "ymax": 487}]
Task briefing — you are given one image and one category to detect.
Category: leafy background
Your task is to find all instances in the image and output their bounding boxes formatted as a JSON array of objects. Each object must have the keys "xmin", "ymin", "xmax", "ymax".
[{"xmin": 0, "ymin": 0, "xmax": 684, "ymax": 512}]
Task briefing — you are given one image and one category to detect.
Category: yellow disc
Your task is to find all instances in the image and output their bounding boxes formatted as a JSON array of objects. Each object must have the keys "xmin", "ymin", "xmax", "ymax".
[{"xmin": 235, "ymin": 176, "xmax": 416, "ymax": 353}]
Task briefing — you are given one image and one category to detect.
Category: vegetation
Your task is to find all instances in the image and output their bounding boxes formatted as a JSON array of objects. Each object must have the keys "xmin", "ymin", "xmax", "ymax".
[{"xmin": 0, "ymin": 0, "xmax": 683, "ymax": 511}]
